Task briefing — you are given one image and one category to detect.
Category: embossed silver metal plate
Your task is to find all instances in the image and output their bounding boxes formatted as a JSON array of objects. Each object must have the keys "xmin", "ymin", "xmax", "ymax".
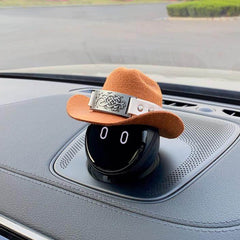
[
  {"xmin": 51, "ymin": 112, "xmax": 240, "ymax": 201},
  {"xmin": 89, "ymin": 90, "xmax": 131, "ymax": 117}
]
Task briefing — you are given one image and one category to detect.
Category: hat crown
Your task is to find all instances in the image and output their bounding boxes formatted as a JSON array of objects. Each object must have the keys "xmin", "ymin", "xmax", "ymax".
[
  {"xmin": 102, "ymin": 68, "xmax": 162, "ymax": 107},
  {"xmin": 66, "ymin": 67, "xmax": 184, "ymax": 138}
]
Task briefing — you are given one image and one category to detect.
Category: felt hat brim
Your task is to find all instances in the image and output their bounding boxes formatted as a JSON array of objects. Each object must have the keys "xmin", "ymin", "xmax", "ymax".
[{"xmin": 67, "ymin": 95, "xmax": 184, "ymax": 139}]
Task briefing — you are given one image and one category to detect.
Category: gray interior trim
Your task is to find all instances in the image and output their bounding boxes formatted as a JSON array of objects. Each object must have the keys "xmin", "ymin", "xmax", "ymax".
[
  {"xmin": 0, "ymin": 92, "xmax": 239, "ymax": 227},
  {"xmin": 0, "ymin": 214, "xmax": 53, "ymax": 240},
  {"xmin": 1, "ymin": 79, "xmax": 240, "ymax": 240}
]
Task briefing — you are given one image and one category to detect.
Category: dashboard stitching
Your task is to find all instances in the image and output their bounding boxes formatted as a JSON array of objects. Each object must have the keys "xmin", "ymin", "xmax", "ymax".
[
  {"xmin": 0, "ymin": 164, "xmax": 240, "ymax": 227},
  {"xmin": 0, "ymin": 166, "xmax": 240, "ymax": 233}
]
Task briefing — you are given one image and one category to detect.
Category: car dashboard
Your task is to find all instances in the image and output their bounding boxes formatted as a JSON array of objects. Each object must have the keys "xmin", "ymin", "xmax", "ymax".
[{"xmin": 0, "ymin": 75, "xmax": 240, "ymax": 240}]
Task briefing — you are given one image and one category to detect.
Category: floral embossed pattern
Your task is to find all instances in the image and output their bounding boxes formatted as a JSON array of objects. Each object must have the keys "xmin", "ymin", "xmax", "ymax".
[{"xmin": 95, "ymin": 91, "xmax": 127, "ymax": 112}]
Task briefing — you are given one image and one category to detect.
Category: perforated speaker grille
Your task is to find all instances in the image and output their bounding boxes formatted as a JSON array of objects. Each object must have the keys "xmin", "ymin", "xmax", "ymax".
[
  {"xmin": 51, "ymin": 111, "xmax": 239, "ymax": 201},
  {"xmin": 160, "ymin": 116, "xmax": 237, "ymax": 190}
]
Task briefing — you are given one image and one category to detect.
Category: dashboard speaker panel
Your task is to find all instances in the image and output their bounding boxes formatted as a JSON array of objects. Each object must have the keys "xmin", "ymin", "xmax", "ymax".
[{"xmin": 51, "ymin": 112, "xmax": 240, "ymax": 201}]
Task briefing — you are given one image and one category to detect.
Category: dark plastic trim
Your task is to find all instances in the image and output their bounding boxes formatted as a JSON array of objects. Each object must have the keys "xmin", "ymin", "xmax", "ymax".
[
  {"xmin": 160, "ymin": 83, "xmax": 240, "ymax": 106},
  {"xmin": 0, "ymin": 72, "xmax": 239, "ymax": 105},
  {"xmin": 0, "ymin": 72, "xmax": 105, "ymax": 86}
]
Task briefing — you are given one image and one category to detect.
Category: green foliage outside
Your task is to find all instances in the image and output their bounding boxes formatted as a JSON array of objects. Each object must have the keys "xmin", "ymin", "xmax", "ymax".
[{"xmin": 167, "ymin": 0, "xmax": 240, "ymax": 17}]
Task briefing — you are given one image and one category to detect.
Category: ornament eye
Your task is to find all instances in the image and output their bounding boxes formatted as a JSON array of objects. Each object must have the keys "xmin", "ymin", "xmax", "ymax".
[
  {"xmin": 100, "ymin": 127, "xmax": 108, "ymax": 139},
  {"xmin": 120, "ymin": 131, "xmax": 128, "ymax": 144},
  {"xmin": 99, "ymin": 126, "xmax": 129, "ymax": 144}
]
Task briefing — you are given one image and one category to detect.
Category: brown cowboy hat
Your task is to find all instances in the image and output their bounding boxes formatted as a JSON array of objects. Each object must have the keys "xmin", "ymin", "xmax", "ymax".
[{"xmin": 67, "ymin": 67, "xmax": 184, "ymax": 138}]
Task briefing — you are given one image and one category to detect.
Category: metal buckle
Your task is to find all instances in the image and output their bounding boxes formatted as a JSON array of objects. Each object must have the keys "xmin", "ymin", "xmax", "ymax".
[{"xmin": 88, "ymin": 90, "xmax": 132, "ymax": 117}]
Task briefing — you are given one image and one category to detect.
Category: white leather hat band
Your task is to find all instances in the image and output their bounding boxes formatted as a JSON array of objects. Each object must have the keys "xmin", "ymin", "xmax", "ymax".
[{"xmin": 88, "ymin": 90, "xmax": 162, "ymax": 118}]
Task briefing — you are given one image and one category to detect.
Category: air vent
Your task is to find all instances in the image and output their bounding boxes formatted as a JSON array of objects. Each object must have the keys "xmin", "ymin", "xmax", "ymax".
[
  {"xmin": 162, "ymin": 99, "xmax": 196, "ymax": 107},
  {"xmin": 223, "ymin": 109, "xmax": 240, "ymax": 117}
]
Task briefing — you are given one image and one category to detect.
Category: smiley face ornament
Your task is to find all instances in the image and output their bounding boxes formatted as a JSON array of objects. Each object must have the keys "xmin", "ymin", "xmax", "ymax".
[{"xmin": 67, "ymin": 67, "xmax": 184, "ymax": 183}]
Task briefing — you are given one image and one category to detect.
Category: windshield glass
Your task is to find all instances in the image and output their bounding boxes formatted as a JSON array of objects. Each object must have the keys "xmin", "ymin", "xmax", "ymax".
[{"xmin": 1, "ymin": 0, "xmax": 240, "ymax": 90}]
